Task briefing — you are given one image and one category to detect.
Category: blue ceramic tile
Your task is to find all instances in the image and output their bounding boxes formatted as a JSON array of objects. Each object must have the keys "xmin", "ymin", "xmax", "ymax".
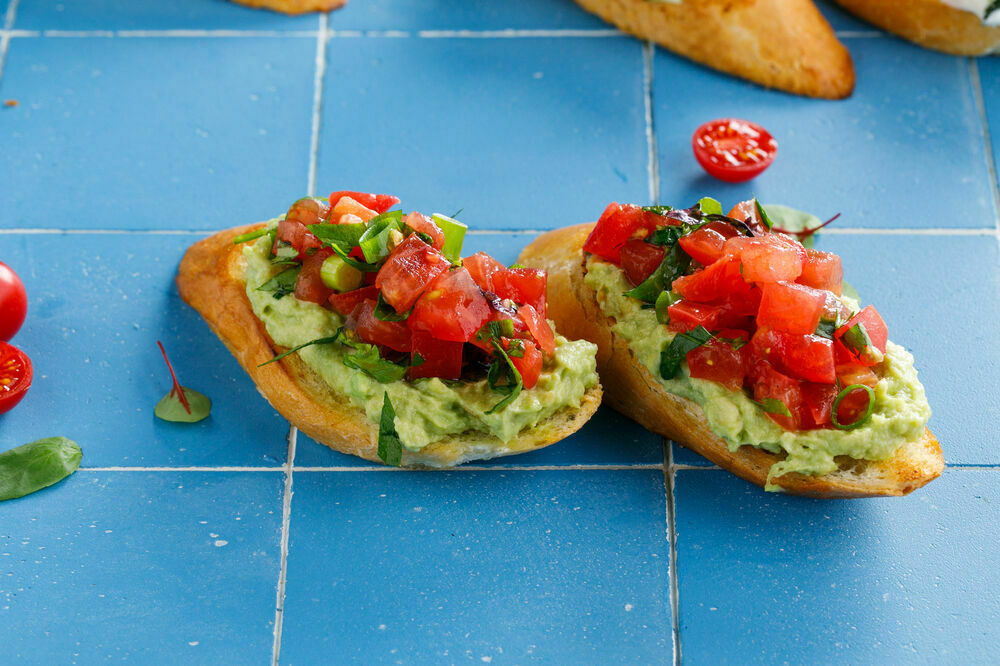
[
  {"xmin": 316, "ymin": 35, "xmax": 648, "ymax": 231},
  {"xmin": 653, "ymin": 38, "xmax": 993, "ymax": 229},
  {"xmin": 280, "ymin": 469, "xmax": 672, "ymax": 663},
  {"xmin": 977, "ymin": 56, "xmax": 1000, "ymax": 199},
  {"xmin": 0, "ymin": 471, "xmax": 283, "ymax": 663},
  {"xmin": 0, "ymin": 36, "xmax": 314, "ymax": 231},
  {"xmin": 674, "ymin": 467, "xmax": 1000, "ymax": 663},
  {"xmin": 14, "ymin": 0, "xmax": 318, "ymax": 31},
  {"xmin": 671, "ymin": 441, "xmax": 716, "ymax": 467},
  {"xmin": 330, "ymin": 0, "xmax": 608, "ymax": 31},
  {"xmin": 814, "ymin": 0, "xmax": 880, "ymax": 32},
  {"xmin": 0, "ymin": 233, "xmax": 290, "ymax": 467}
]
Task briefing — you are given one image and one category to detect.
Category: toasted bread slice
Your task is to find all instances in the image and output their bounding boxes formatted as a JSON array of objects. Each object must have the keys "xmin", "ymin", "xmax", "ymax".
[
  {"xmin": 834, "ymin": 0, "xmax": 1000, "ymax": 55},
  {"xmin": 230, "ymin": 0, "xmax": 346, "ymax": 15},
  {"xmin": 572, "ymin": 0, "xmax": 854, "ymax": 99},
  {"xmin": 177, "ymin": 224, "xmax": 602, "ymax": 467},
  {"xmin": 518, "ymin": 224, "xmax": 943, "ymax": 497}
]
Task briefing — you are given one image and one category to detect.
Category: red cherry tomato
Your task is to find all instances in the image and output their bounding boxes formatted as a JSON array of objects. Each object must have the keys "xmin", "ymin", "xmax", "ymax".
[
  {"xmin": 0, "ymin": 341, "xmax": 32, "ymax": 414},
  {"xmin": 692, "ymin": 119, "xmax": 777, "ymax": 183},
  {"xmin": 0, "ymin": 261, "xmax": 27, "ymax": 341}
]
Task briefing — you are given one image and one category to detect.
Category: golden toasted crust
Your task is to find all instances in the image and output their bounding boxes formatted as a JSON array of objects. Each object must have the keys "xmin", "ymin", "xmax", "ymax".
[
  {"xmin": 518, "ymin": 224, "xmax": 944, "ymax": 498},
  {"xmin": 835, "ymin": 0, "xmax": 1000, "ymax": 55},
  {"xmin": 176, "ymin": 225, "xmax": 602, "ymax": 467},
  {"xmin": 572, "ymin": 0, "xmax": 854, "ymax": 99},
  {"xmin": 230, "ymin": 0, "xmax": 346, "ymax": 15}
]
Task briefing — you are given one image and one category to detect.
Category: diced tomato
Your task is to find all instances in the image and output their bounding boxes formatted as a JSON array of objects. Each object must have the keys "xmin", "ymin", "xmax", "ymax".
[
  {"xmin": 672, "ymin": 257, "xmax": 753, "ymax": 305},
  {"xmin": 350, "ymin": 300, "xmax": 412, "ymax": 353},
  {"xmin": 797, "ymin": 249, "xmax": 843, "ymax": 295},
  {"xmin": 375, "ymin": 235, "xmax": 450, "ymax": 312},
  {"xmin": 408, "ymin": 330, "xmax": 463, "ymax": 380},
  {"xmin": 409, "ymin": 267, "xmax": 491, "ymax": 342},
  {"xmin": 801, "ymin": 382, "xmax": 838, "ymax": 427},
  {"xmin": 835, "ymin": 386, "xmax": 873, "ymax": 427},
  {"xmin": 748, "ymin": 327, "xmax": 835, "ymax": 384},
  {"xmin": 463, "ymin": 252, "xmax": 507, "ymax": 292},
  {"xmin": 836, "ymin": 362, "xmax": 879, "ymax": 388},
  {"xmin": 756, "ymin": 281, "xmax": 827, "ymax": 335},
  {"xmin": 328, "ymin": 286, "xmax": 379, "ymax": 316},
  {"xmin": 506, "ymin": 338, "xmax": 542, "ymax": 390},
  {"xmin": 679, "ymin": 226, "xmax": 729, "ymax": 266},
  {"xmin": 330, "ymin": 195, "xmax": 378, "ymax": 223},
  {"xmin": 275, "ymin": 219, "xmax": 324, "ymax": 261},
  {"xmin": 723, "ymin": 233, "xmax": 806, "ymax": 284},
  {"xmin": 667, "ymin": 300, "xmax": 724, "ymax": 332},
  {"xmin": 619, "ymin": 239, "xmax": 665, "ymax": 285},
  {"xmin": 834, "ymin": 305, "xmax": 888, "ymax": 366},
  {"xmin": 492, "ymin": 267, "xmax": 547, "ymax": 319},
  {"xmin": 403, "ymin": 212, "xmax": 445, "ymax": 250},
  {"xmin": 519, "ymin": 303, "xmax": 555, "ymax": 355},
  {"xmin": 687, "ymin": 338, "xmax": 746, "ymax": 391},
  {"xmin": 294, "ymin": 248, "xmax": 335, "ymax": 304},
  {"xmin": 749, "ymin": 360, "xmax": 805, "ymax": 431},
  {"xmin": 582, "ymin": 203, "xmax": 664, "ymax": 262},
  {"xmin": 329, "ymin": 191, "xmax": 400, "ymax": 214}
]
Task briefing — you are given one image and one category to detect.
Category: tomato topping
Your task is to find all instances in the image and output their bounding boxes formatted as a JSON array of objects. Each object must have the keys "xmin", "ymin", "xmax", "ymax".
[
  {"xmin": 672, "ymin": 257, "xmax": 753, "ymax": 305},
  {"xmin": 678, "ymin": 226, "xmax": 728, "ymax": 267},
  {"xmin": 749, "ymin": 360, "xmax": 804, "ymax": 431},
  {"xmin": 836, "ymin": 362, "xmax": 879, "ymax": 389},
  {"xmin": 350, "ymin": 300, "xmax": 412, "ymax": 353},
  {"xmin": 463, "ymin": 252, "xmax": 506, "ymax": 292},
  {"xmin": 756, "ymin": 282, "xmax": 827, "ymax": 335},
  {"xmin": 294, "ymin": 248, "xmax": 335, "ymax": 304},
  {"xmin": 797, "ymin": 248, "xmax": 843, "ymax": 295},
  {"xmin": 328, "ymin": 285, "xmax": 379, "ymax": 316},
  {"xmin": 834, "ymin": 305, "xmax": 888, "ymax": 367},
  {"xmin": 506, "ymin": 338, "xmax": 542, "ymax": 390},
  {"xmin": 582, "ymin": 203, "xmax": 664, "ymax": 262},
  {"xmin": 329, "ymin": 191, "xmax": 400, "ymax": 214},
  {"xmin": 492, "ymin": 267, "xmax": 547, "ymax": 319},
  {"xmin": 0, "ymin": 261, "xmax": 27, "ymax": 342},
  {"xmin": 519, "ymin": 303, "xmax": 555, "ymax": 355},
  {"xmin": 692, "ymin": 119, "xmax": 777, "ymax": 183},
  {"xmin": 0, "ymin": 341, "xmax": 31, "ymax": 414},
  {"xmin": 723, "ymin": 234, "xmax": 805, "ymax": 284},
  {"xmin": 619, "ymin": 239, "xmax": 665, "ymax": 286},
  {"xmin": 403, "ymin": 212, "xmax": 445, "ymax": 250},
  {"xmin": 667, "ymin": 300, "xmax": 725, "ymax": 332},
  {"xmin": 375, "ymin": 235, "xmax": 450, "ymax": 313},
  {"xmin": 409, "ymin": 267, "xmax": 491, "ymax": 343},
  {"xmin": 687, "ymin": 337, "xmax": 746, "ymax": 391},
  {"xmin": 749, "ymin": 328, "xmax": 836, "ymax": 384},
  {"xmin": 834, "ymin": 386, "xmax": 874, "ymax": 427},
  {"xmin": 800, "ymin": 382, "xmax": 838, "ymax": 427},
  {"xmin": 408, "ymin": 331, "xmax": 463, "ymax": 380},
  {"xmin": 330, "ymin": 195, "xmax": 378, "ymax": 224}
]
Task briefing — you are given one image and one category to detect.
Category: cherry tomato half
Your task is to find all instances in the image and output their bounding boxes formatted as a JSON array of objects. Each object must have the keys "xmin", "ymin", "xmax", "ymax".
[
  {"xmin": 0, "ymin": 261, "xmax": 27, "ymax": 342},
  {"xmin": 692, "ymin": 118, "xmax": 777, "ymax": 183},
  {"xmin": 0, "ymin": 341, "xmax": 32, "ymax": 414}
]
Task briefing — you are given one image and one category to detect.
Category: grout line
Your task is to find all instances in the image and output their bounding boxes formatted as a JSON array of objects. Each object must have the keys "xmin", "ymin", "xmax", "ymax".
[
  {"xmin": 79, "ymin": 466, "xmax": 285, "ymax": 472},
  {"xmin": 271, "ymin": 425, "xmax": 298, "ymax": 666},
  {"xmin": 817, "ymin": 227, "xmax": 997, "ymax": 236},
  {"xmin": 664, "ymin": 440, "xmax": 682, "ymax": 666},
  {"xmin": 3, "ymin": 0, "xmax": 18, "ymax": 31},
  {"xmin": 0, "ymin": 0, "xmax": 20, "ymax": 90},
  {"xmin": 306, "ymin": 13, "xmax": 328, "ymax": 197},
  {"xmin": 834, "ymin": 30, "xmax": 885, "ymax": 39},
  {"xmin": 292, "ymin": 463, "xmax": 665, "ymax": 472},
  {"xmin": 969, "ymin": 58, "xmax": 1000, "ymax": 236},
  {"xmin": 642, "ymin": 40, "xmax": 659, "ymax": 206},
  {"xmin": 0, "ymin": 228, "xmax": 213, "ymax": 235},
  {"xmin": 417, "ymin": 29, "xmax": 623, "ymax": 39}
]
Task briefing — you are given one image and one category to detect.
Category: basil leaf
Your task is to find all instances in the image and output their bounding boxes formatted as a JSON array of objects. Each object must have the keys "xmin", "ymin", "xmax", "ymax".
[
  {"xmin": 659, "ymin": 325, "xmax": 713, "ymax": 380},
  {"xmin": 486, "ymin": 341, "xmax": 523, "ymax": 414},
  {"xmin": 0, "ymin": 437, "xmax": 82, "ymax": 502},
  {"xmin": 256, "ymin": 266, "xmax": 301, "ymax": 300},
  {"xmin": 258, "ymin": 334, "xmax": 342, "ymax": 366},
  {"xmin": 475, "ymin": 319, "xmax": 513, "ymax": 344},
  {"xmin": 506, "ymin": 339, "xmax": 525, "ymax": 358},
  {"xmin": 328, "ymin": 241, "xmax": 380, "ymax": 273},
  {"xmin": 986, "ymin": 0, "xmax": 999, "ymax": 20},
  {"xmin": 625, "ymin": 245, "xmax": 691, "ymax": 303},
  {"xmin": 358, "ymin": 211, "xmax": 402, "ymax": 264},
  {"xmin": 155, "ymin": 387, "xmax": 212, "ymax": 423},
  {"xmin": 377, "ymin": 393, "xmax": 403, "ymax": 467},
  {"xmin": 754, "ymin": 199, "xmax": 774, "ymax": 231},
  {"xmin": 308, "ymin": 222, "xmax": 366, "ymax": 249},
  {"xmin": 697, "ymin": 197, "xmax": 722, "ymax": 216},
  {"xmin": 814, "ymin": 315, "xmax": 839, "ymax": 340},
  {"xmin": 756, "ymin": 398, "xmax": 791, "ymax": 417},
  {"xmin": 271, "ymin": 242, "xmax": 299, "ymax": 265},
  {"xmin": 342, "ymin": 345, "xmax": 408, "ymax": 383},
  {"xmin": 374, "ymin": 293, "xmax": 410, "ymax": 322},
  {"xmin": 654, "ymin": 290, "xmax": 680, "ymax": 325},
  {"xmin": 411, "ymin": 352, "xmax": 425, "ymax": 368},
  {"xmin": 839, "ymin": 322, "xmax": 872, "ymax": 357},
  {"xmin": 642, "ymin": 205, "xmax": 672, "ymax": 216},
  {"xmin": 233, "ymin": 228, "xmax": 268, "ymax": 245}
]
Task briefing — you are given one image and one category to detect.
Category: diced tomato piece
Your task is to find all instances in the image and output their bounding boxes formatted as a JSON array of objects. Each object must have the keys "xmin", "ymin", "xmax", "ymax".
[
  {"xmin": 672, "ymin": 257, "xmax": 753, "ymax": 304},
  {"xmin": 687, "ymin": 338, "xmax": 746, "ymax": 391},
  {"xmin": 834, "ymin": 305, "xmax": 888, "ymax": 366},
  {"xmin": 294, "ymin": 248, "xmax": 335, "ymax": 304},
  {"xmin": 679, "ymin": 226, "xmax": 729, "ymax": 266},
  {"xmin": 275, "ymin": 218, "xmax": 324, "ymax": 261},
  {"xmin": 723, "ymin": 233, "xmax": 806, "ymax": 284},
  {"xmin": 408, "ymin": 330, "xmax": 463, "ymax": 380},
  {"xmin": 835, "ymin": 386, "xmax": 873, "ymax": 427},
  {"xmin": 349, "ymin": 300, "xmax": 412, "ymax": 353},
  {"xmin": 667, "ymin": 300, "xmax": 724, "ymax": 332},
  {"xmin": 726, "ymin": 200, "xmax": 770, "ymax": 235},
  {"xmin": 492, "ymin": 267, "xmax": 547, "ymax": 319},
  {"xmin": 506, "ymin": 338, "xmax": 542, "ymax": 390},
  {"xmin": 403, "ymin": 212, "xmax": 445, "ymax": 250},
  {"xmin": 463, "ymin": 252, "xmax": 507, "ymax": 292},
  {"xmin": 836, "ymin": 362, "xmax": 879, "ymax": 388},
  {"xmin": 328, "ymin": 285, "xmax": 379, "ymax": 316},
  {"xmin": 409, "ymin": 267, "xmax": 491, "ymax": 342},
  {"xmin": 756, "ymin": 281, "xmax": 827, "ymax": 335},
  {"xmin": 329, "ymin": 191, "xmax": 400, "ymax": 214},
  {"xmin": 749, "ymin": 360, "xmax": 806, "ymax": 431},
  {"xmin": 582, "ymin": 203, "xmax": 663, "ymax": 262},
  {"xmin": 748, "ymin": 327, "xmax": 836, "ymax": 384},
  {"xmin": 797, "ymin": 249, "xmax": 843, "ymax": 295},
  {"xmin": 331, "ymin": 195, "xmax": 378, "ymax": 223},
  {"xmin": 619, "ymin": 239, "xmax": 665, "ymax": 286},
  {"xmin": 801, "ymin": 382, "xmax": 838, "ymax": 427},
  {"xmin": 375, "ymin": 235, "xmax": 450, "ymax": 312},
  {"xmin": 519, "ymin": 303, "xmax": 555, "ymax": 355}
]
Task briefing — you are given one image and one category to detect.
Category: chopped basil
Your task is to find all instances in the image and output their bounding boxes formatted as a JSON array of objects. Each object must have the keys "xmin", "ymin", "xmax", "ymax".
[
  {"xmin": 271, "ymin": 241, "xmax": 299, "ymax": 265},
  {"xmin": 232, "ymin": 228, "xmax": 268, "ymax": 245},
  {"xmin": 755, "ymin": 398, "xmax": 791, "ymax": 418},
  {"xmin": 754, "ymin": 199, "xmax": 774, "ymax": 231},
  {"xmin": 505, "ymin": 339, "xmax": 525, "ymax": 358},
  {"xmin": 411, "ymin": 352, "xmax": 425, "ymax": 368},
  {"xmin": 256, "ymin": 266, "xmax": 301, "ymax": 300},
  {"xmin": 308, "ymin": 222, "xmax": 366, "ymax": 249},
  {"xmin": 374, "ymin": 293, "xmax": 410, "ymax": 322},
  {"xmin": 814, "ymin": 313, "xmax": 840, "ymax": 340},
  {"xmin": 508, "ymin": 263, "xmax": 526, "ymax": 270},
  {"xmin": 642, "ymin": 205, "xmax": 672, "ymax": 216},
  {"xmin": 475, "ymin": 318, "xmax": 515, "ymax": 344},
  {"xmin": 486, "ymin": 340, "xmax": 523, "ymax": 414},
  {"xmin": 0, "ymin": 437, "xmax": 82, "ymax": 502},
  {"xmin": 377, "ymin": 393, "xmax": 403, "ymax": 466},
  {"xmin": 839, "ymin": 321, "xmax": 872, "ymax": 358},
  {"xmin": 341, "ymin": 344, "xmax": 408, "ymax": 383},
  {"xmin": 659, "ymin": 325, "xmax": 713, "ymax": 380},
  {"xmin": 654, "ymin": 290, "xmax": 680, "ymax": 325},
  {"xmin": 697, "ymin": 197, "xmax": 722, "ymax": 216},
  {"xmin": 432, "ymin": 213, "xmax": 467, "ymax": 263},
  {"xmin": 625, "ymin": 244, "xmax": 691, "ymax": 303},
  {"xmin": 257, "ymin": 334, "xmax": 342, "ymax": 367}
]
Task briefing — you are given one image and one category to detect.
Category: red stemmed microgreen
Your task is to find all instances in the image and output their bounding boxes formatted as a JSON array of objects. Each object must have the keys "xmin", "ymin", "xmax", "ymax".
[
  {"xmin": 773, "ymin": 213, "xmax": 841, "ymax": 243},
  {"xmin": 155, "ymin": 341, "xmax": 211, "ymax": 423}
]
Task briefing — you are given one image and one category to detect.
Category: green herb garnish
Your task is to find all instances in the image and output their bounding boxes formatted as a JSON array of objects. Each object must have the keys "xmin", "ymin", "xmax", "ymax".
[
  {"xmin": 232, "ymin": 228, "xmax": 268, "ymax": 245},
  {"xmin": 754, "ymin": 199, "xmax": 773, "ymax": 231},
  {"xmin": 358, "ymin": 211, "xmax": 403, "ymax": 264},
  {"xmin": 308, "ymin": 222, "xmax": 366, "ymax": 249},
  {"xmin": 374, "ymin": 293, "xmax": 410, "ymax": 322},
  {"xmin": 155, "ymin": 341, "xmax": 211, "ymax": 423},
  {"xmin": 432, "ymin": 213, "xmax": 468, "ymax": 263},
  {"xmin": 831, "ymin": 384, "xmax": 875, "ymax": 430},
  {"xmin": 377, "ymin": 393, "xmax": 403, "ymax": 466},
  {"xmin": 258, "ymin": 330, "xmax": 406, "ymax": 383},
  {"xmin": 654, "ymin": 290, "xmax": 680, "ymax": 325},
  {"xmin": 256, "ymin": 266, "xmax": 301, "ymax": 300},
  {"xmin": 625, "ymin": 244, "xmax": 691, "ymax": 303},
  {"xmin": 271, "ymin": 241, "xmax": 299, "ymax": 265},
  {"xmin": 697, "ymin": 197, "xmax": 722, "ymax": 216},
  {"xmin": 485, "ymin": 340, "xmax": 523, "ymax": 414},
  {"xmin": 659, "ymin": 325, "xmax": 713, "ymax": 380},
  {"xmin": 0, "ymin": 437, "xmax": 82, "ymax": 502},
  {"xmin": 642, "ymin": 205, "xmax": 672, "ymax": 215},
  {"xmin": 839, "ymin": 321, "xmax": 872, "ymax": 358}
]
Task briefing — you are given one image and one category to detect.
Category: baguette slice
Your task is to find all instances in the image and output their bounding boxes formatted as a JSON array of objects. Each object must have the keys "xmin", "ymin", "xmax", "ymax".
[
  {"xmin": 518, "ymin": 223, "xmax": 944, "ymax": 498},
  {"xmin": 572, "ymin": 0, "xmax": 855, "ymax": 99},
  {"xmin": 177, "ymin": 224, "xmax": 602, "ymax": 467},
  {"xmin": 834, "ymin": 0, "xmax": 1000, "ymax": 55},
  {"xmin": 230, "ymin": 0, "xmax": 346, "ymax": 14}
]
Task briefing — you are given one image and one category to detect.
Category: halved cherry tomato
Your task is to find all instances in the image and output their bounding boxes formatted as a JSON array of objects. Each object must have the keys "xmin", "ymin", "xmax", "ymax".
[
  {"xmin": 329, "ymin": 191, "xmax": 400, "ymax": 214},
  {"xmin": 0, "ymin": 341, "xmax": 32, "ymax": 414},
  {"xmin": 294, "ymin": 248, "xmax": 335, "ymax": 305},
  {"xmin": 518, "ymin": 303, "xmax": 555, "ymax": 356},
  {"xmin": 375, "ymin": 235, "xmax": 450, "ymax": 313},
  {"xmin": 408, "ymin": 331, "xmax": 463, "ymax": 380},
  {"xmin": 619, "ymin": 239, "xmax": 665, "ymax": 286},
  {"xmin": 492, "ymin": 268, "xmax": 547, "ymax": 319},
  {"xmin": 409, "ymin": 267, "xmax": 491, "ymax": 343},
  {"xmin": 463, "ymin": 252, "xmax": 506, "ymax": 293},
  {"xmin": 506, "ymin": 338, "xmax": 542, "ymax": 390},
  {"xmin": 692, "ymin": 119, "xmax": 777, "ymax": 183},
  {"xmin": 350, "ymin": 300, "xmax": 412, "ymax": 353},
  {"xmin": 0, "ymin": 261, "xmax": 28, "ymax": 341},
  {"xmin": 329, "ymin": 286, "xmax": 379, "ymax": 316},
  {"xmin": 756, "ymin": 282, "xmax": 827, "ymax": 335}
]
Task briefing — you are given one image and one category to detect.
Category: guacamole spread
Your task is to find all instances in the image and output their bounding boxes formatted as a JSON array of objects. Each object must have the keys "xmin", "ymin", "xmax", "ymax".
[
  {"xmin": 243, "ymin": 227, "xmax": 599, "ymax": 451},
  {"xmin": 584, "ymin": 257, "xmax": 931, "ymax": 486}
]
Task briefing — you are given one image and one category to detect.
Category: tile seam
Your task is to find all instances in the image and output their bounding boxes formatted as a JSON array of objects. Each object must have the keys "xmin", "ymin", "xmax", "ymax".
[
  {"xmin": 968, "ymin": 58, "xmax": 1000, "ymax": 235},
  {"xmin": 643, "ymin": 40, "xmax": 659, "ymax": 205},
  {"xmin": 665, "ymin": 441, "xmax": 682, "ymax": 665},
  {"xmin": 306, "ymin": 13, "xmax": 328, "ymax": 197},
  {"xmin": 3, "ymin": 0, "xmax": 19, "ymax": 30},
  {"xmin": 72, "ymin": 463, "xmax": 1000, "ymax": 472},
  {"xmin": 271, "ymin": 425, "xmax": 298, "ymax": 666},
  {"xmin": 0, "ymin": 0, "xmax": 19, "ymax": 90}
]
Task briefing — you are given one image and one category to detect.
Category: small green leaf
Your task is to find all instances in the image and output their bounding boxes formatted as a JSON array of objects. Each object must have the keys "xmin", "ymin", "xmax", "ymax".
[
  {"xmin": 271, "ymin": 242, "xmax": 299, "ymax": 265},
  {"xmin": 258, "ymin": 335, "xmax": 342, "ymax": 367},
  {"xmin": 0, "ymin": 437, "xmax": 82, "ymax": 502},
  {"xmin": 486, "ymin": 340, "xmax": 523, "ymax": 414},
  {"xmin": 756, "ymin": 398, "xmax": 791, "ymax": 417},
  {"xmin": 659, "ymin": 325, "xmax": 713, "ymax": 380},
  {"xmin": 641, "ymin": 205, "xmax": 672, "ymax": 216},
  {"xmin": 358, "ymin": 211, "xmax": 402, "ymax": 264},
  {"xmin": 256, "ymin": 266, "xmax": 301, "ymax": 300},
  {"xmin": 308, "ymin": 222, "xmax": 367, "ymax": 249},
  {"xmin": 654, "ymin": 290, "xmax": 680, "ymax": 325},
  {"xmin": 697, "ymin": 197, "xmax": 722, "ymax": 216},
  {"xmin": 411, "ymin": 352, "xmax": 425, "ymax": 368},
  {"xmin": 754, "ymin": 199, "xmax": 774, "ymax": 231},
  {"xmin": 342, "ymin": 346, "xmax": 408, "ymax": 383},
  {"xmin": 625, "ymin": 245, "xmax": 691, "ymax": 303},
  {"xmin": 155, "ymin": 387, "xmax": 212, "ymax": 423},
  {"xmin": 373, "ymin": 293, "xmax": 410, "ymax": 322},
  {"xmin": 377, "ymin": 393, "xmax": 403, "ymax": 467}
]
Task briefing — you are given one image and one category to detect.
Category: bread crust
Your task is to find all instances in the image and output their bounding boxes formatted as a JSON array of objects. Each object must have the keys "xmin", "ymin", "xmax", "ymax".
[
  {"xmin": 835, "ymin": 0, "xmax": 1000, "ymax": 55},
  {"xmin": 230, "ymin": 0, "xmax": 346, "ymax": 15},
  {"xmin": 176, "ymin": 225, "xmax": 602, "ymax": 467},
  {"xmin": 572, "ymin": 0, "xmax": 854, "ymax": 99},
  {"xmin": 518, "ymin": 224, "xmax": 944, "ymax": 498}
]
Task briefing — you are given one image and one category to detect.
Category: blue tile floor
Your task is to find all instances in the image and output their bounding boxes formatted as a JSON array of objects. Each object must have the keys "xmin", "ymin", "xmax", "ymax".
[{"xmin": 1, "ymin": 0, "xmax": 999, "ymax": 663}]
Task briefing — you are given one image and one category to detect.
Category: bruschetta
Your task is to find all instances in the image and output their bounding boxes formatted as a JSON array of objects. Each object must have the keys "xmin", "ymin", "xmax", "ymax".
[
  {"xmin": 518, "ymin": 198, "xmax": 943, "ymax": 497},
  {"xmin": 834, "ymin": 0, "xmax": 1000, "ymax": 55},
  {"xmin": 177, "ymin": 191, "xmax": 601, "ymax": 467},
  {"xmin": 230, "ymin": 0, "xmax": 346, "ymax": 14}
]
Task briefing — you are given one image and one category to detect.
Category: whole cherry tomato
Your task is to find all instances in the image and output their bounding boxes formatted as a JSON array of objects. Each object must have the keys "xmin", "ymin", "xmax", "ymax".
[
  {"xmin": 0, "ymin": 261, "xmax": 27, "ymax": 341},
  {"xmin": 0, "ymin": 341, "xmax": 32, "ymax": 414},
  {"xmin": 692, "ymin": 118, "xmax": 777, "ymax": 183}
]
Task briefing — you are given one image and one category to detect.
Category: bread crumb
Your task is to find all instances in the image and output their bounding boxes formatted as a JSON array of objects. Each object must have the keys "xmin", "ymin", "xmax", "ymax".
[{"xmin": 3, "ymin": 100, "xmax": 17, "ymax": 108}]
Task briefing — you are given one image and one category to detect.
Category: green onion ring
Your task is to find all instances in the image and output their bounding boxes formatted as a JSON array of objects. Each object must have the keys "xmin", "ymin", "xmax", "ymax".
[{"xmin": 831, "ymin": 384, "xmax": 875, "ymax": 430}]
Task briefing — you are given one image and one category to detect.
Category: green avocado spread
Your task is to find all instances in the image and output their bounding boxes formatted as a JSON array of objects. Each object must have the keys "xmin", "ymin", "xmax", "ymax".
[
  {"xmin": 584, "ymin": 257, "xmax": 931, "ymax": 487},
  {"xmin": 242, "ymin": 226, "xmax": 599, "ymax": 453}
]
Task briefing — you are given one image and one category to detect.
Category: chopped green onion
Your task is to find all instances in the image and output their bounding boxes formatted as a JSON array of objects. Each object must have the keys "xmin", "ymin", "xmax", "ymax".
[
  {"xmin": 320, "ymin": 254, "xmax": 363, "ymax": 292},
  {"xmin": 377, "ymin": 393, "xmax": 403, "ymax": 466},
  {"xmin": 358, "ymin": 212, "xmax": 402, "ymax": 264},
  {"xmin": 271, "ymin": 242, "xmax": 299, "ymax": 265},
  {"xmin": 654, "ymin": 291, "xmax": 681, "ymax": 325},
  {"xmin": 233, "ymin": 228, "xmax": 268, "ymax": 245},
  {"xmin": 840, "ymin": 322, "xmax": 873, "ymax": 358},
  {"xmin": 831, "ymin": 384, "xmax": 875, "ymax": 430},
  {"xmin": 754, "ymin": 199, "xmax": 774, "ymax": 230},
  {"xmin": 258, "ymin": 335, "xmax": 341, "ymax": 366},
  {"xmin": 432, "ymin": 213, "xmax": 467, "ymax": 263}
]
